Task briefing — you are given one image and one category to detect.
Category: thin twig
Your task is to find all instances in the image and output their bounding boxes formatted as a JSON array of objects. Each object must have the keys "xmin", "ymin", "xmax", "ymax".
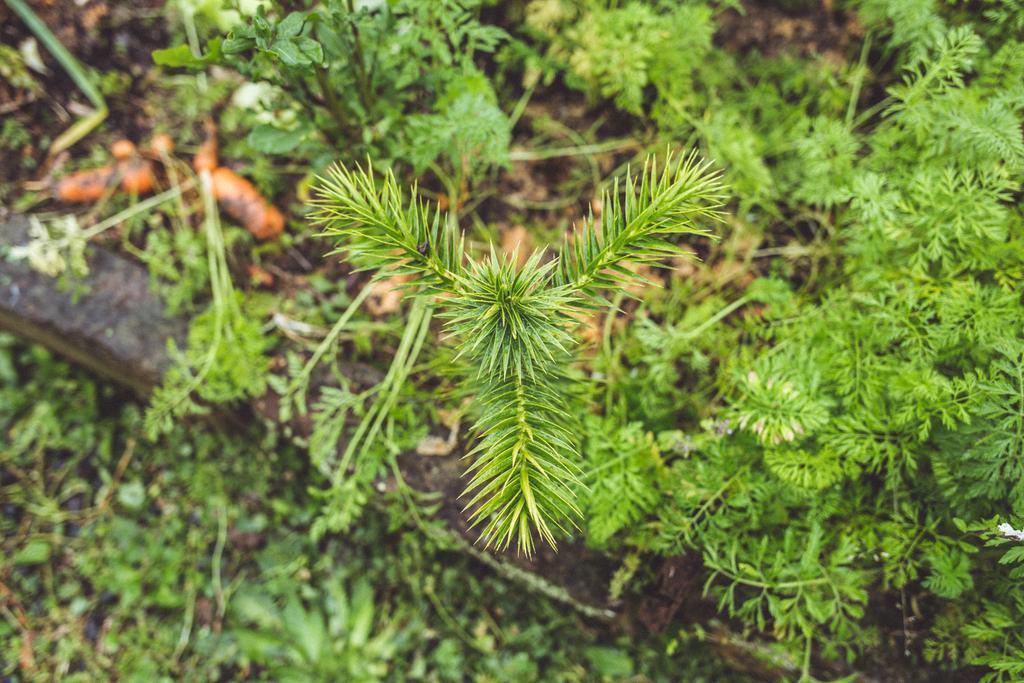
[{"xmin": 509, "ymin": 138, "xmax": 640, "ymax": 162}]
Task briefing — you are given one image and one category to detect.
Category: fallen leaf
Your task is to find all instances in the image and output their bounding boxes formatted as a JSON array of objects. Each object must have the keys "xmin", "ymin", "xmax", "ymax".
[{"xmin": 416, "ymin": 413, "xmax": 461, "ymax": 456}]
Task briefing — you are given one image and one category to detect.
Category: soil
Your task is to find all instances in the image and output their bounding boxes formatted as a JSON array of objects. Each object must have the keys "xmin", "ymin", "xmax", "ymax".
[
  {"xmin": 0, "ymin": 1, "xmax": 167, "ymax": 192},
  {"xmin": 716, "ymin": 0, "xmax": 865, "ymax": 62}
]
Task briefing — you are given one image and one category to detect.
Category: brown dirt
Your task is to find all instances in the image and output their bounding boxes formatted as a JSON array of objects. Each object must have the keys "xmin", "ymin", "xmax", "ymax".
[
  {"xmin": 716, "ymin": 0, "xmax": 865, "ymax": 63},
  {"xmin": 0, "ymin": 0, "xmax": 167, "ymax": 194},
  {"xmin": 633, "ymin": 552, "xmax": 705, "ymax": 633},
  {"xmin": 396, "ymin": 446, "xmax": 621, "ymax": 612}
]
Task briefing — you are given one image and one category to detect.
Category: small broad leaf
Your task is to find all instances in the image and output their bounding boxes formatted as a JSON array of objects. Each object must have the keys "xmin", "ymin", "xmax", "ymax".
[
  {"xmin": 232, "ymin": 592, "xmax": 281, "ymax": 630},
  {"xmin": 233, "ymin": 628, "xmax": 289, "ymax": 660},
  {"xmin": 349, "ymin": 579, "xmax": 376, "ymax": 648},
  {"xmin": 281, "ymin": 596, "xmax": 325, "ymax": 664},
  {"xmin": 117, "ymin": 479, "xmax": 146, "ymax": 510},
  {"xmin": 152, "ymin": 38, "xmax": 223, "ymax": 69},
  {"xmin": 14, "ymin": 539, "xmax": 50, "ymax": 565},
  {"xmin": 221, "ymin": 35, "xmax": 255, "ymax": 56},
  {"xmin": 276, "ymin": 11, "xmax": 310, "ymax": 38},
  {"xmin": 247, "ymin": 124, "xmax": 304, "ymax": 154},
  {"xmin": 584, "ymin": 646, "xmax": 634, "ymax": 677},
  {"xmin": 268, "ymin": 36, "xmax": 323, "ymax": 67}
]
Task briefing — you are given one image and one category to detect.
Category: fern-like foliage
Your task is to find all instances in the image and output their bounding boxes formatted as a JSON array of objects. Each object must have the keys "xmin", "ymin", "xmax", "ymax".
[
  {"xmin": 764, "ymin": 448, "xmax": 847, "ymax": 491},
  {"xmin": 579, "ymin": 417, "xmax": 663, "ymax": 546},
  {"xmin": 857, "ymin": 0, "xmax": 948, "ymax": 60},
  {"xmin": 311, "ymin": 152, "xmax": 722, "ymax": 554},
  {"xmin": 527, "ymin": 1, "xmax": 714, "ymax": 118},
  {"xmin": 923, "ymin": 546, "xmax": 974, "ymax": 599},
  {"xmin": 728, "ymin": 365, "xmax": 832, "ymax": 448},
  {"xmin": 401, "ymin": 71, "xmax": 511, "ymax": 183},
  {"xmin": 935, "ymin": 342, "xmax": 1024, "ymax": 516}
]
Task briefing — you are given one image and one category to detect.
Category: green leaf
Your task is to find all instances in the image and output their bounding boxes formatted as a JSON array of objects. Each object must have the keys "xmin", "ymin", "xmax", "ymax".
[
  {"xmin": 268, "ymin": 36, "xmax": 323, "ymax": 67},
  {"xmin": 804, "ymin": 594, "xmax": 834, "ymax": 623},
  {"xmin": 999, "ymin": 546, "xmax": 1024, "ymax": 565},
  {"xmin": 276, "ymin": 11, "xmax": 309, "ymax": 38},
  {"xmin": 233, "ymin": 628, "xmax": 288, "ymax": 660},
  {"xmin": 282, "ymin": 596, "xmax": 325, "ymax": 664},
  {"xmin": 584, "ymin": 646, "xmax": 634, "ymax": 677},
  {"xmin": 247, "ymin": 124, "xmax": 304, "ymax": 154},
  {"xmin": 117, "ymin": 479, "xmax": 146, "ymax": 511},
  {"xmin": 349, "ymin": 580, "xmax": 376, "ymax": 648},
  {"xmin": 13, "ymin": 539, "xmax": 50, "ymax": 565},
  {"xmin": 221, "ymin": 35, "xmax": 255, "ymax": 56},
  {"xmin": 232, "ymin": 592, "xmax": 281, "ymax": 630},
  {"xmin": 151, "ymin": 38, "xmax": 223, "ymax": 69}
]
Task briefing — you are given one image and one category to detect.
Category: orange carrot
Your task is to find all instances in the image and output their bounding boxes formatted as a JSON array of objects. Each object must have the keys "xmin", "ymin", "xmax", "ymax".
[
  {"xmin": 193, "ymin": 138, "xmax": 218, "ymax": 173},
  {"xmin": 191, "ymin": 119, "xmax": 284, "ymax": 240},
  {"xmin": 193, "ymin": 119, "xmax": 219, "ymax": 172},
  {"xmin": 117, "ymin": 159, "xmax": 156, "ymax": 194},
  {"xmin": 111, "ymin": 139, "xmax": 136, "ymax": 160},
  {"xmin": 53, "ymin": 159, "xmax": 156, "ymax": 203},
  {"xmin": 210, "ymin": 167, "xmax": 285, "ymax": 240},
  {"xmin": 54, "ymin": 165, "xmax": 117, "ymax": 202},
  {"xmin": 148, "ymin": 133, "xmax": 174, "ymax": 157}
]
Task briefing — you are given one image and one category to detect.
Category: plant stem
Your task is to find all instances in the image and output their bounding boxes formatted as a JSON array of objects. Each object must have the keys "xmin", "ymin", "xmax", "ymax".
[
  {"xmin": 601, "ymin": 291, "xmax": 625, "ymax": 415},
  {"xmin": 681, "ymin": 294, "xmax": 752, "ymax": 341},
  {"xmin": 346, "ymin": 0, "xmax": 373, "ymax": 114},
  {"xmin": 801, "ymin": 634, "xmax": 813, "ymax": 682},
  {"xmin": 212, "ymin": 504, "xmax": 228, "ymax": 619},
  {"xmin": 81, "ymin": 184, "xmax": 190, "ymax": 241},
  {"xmin": 707, "ymin": 556, "xmax": 831, "ymax": 590},
  {"xmin": 286, "ymin": 277, "xmax": 376, "ymax": 416},
  {"xmin": 181, "ymin": 4, "xmax": 208, "ymax": 94},
  {"xmin": 335, "ymin": 296, "xmax": 432, "ymax": 482},
  {"xmin": 358, "ymin": 299, "xmax": 433, "ymax": 459},
  {"xmin": 146, "ymin": 172, "xmax": 231, "ymax": 431},
  {"xmin": 845, "ymin": 32, "xmax": 872, "ymax": 129},
  {"xmin": 172, "ymin": 580, "xmax": 196, "ymax": 661},
  {"xmin": 506, "ymin": 82, "xmax": 536, "ymax": 131},
  {"xmin": 315, "ymin": 67, "xmax": 352, "ymax": 143}
]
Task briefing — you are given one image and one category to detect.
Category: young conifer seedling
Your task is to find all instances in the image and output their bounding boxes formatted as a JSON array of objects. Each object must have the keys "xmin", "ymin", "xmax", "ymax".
[{"xmin": 310, "ymin": 152, "xmax": 723, "ymax": 555}]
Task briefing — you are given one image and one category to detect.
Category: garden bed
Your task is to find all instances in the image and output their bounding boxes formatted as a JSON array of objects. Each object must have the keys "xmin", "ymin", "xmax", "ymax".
[{"xmin": 3, "ymin": 0, "xmax": 1023, "ymax": 680}]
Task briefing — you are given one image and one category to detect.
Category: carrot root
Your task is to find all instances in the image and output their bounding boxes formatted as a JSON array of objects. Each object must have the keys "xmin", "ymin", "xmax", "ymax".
[
  {"xmin": 54, "ymin": 123, "xmax": 284, "ymax": 241},
  {"xmin": 117, "ymin": 159, "xmax": 156, "ymax": 195},
  {"xmin": 210, "ymin": 167, "xmax": 285, "ymax": 240},
  {"xmin": 111, "ymin": 139, "xmax": 136, "ymax": 160},
  {"xmin": 54, "ymin": 165, "xmax": 117, "ymax": 203},
  {"xmin": 148, "ymin": 133, "xmax": 174, "ymax": 157}
]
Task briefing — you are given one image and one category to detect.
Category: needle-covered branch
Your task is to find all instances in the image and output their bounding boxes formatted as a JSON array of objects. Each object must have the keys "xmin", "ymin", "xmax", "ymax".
[
  {"xmin": 556, "ymin": 151, "xmax": 725, "ymax": 297},
  {"xmin": 310, "ymin": 153, "xmax": 722, "ymax": 554},
  {"xmin": 311, "ymin": 162, "xmax": 465, "ymax": 291}
]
